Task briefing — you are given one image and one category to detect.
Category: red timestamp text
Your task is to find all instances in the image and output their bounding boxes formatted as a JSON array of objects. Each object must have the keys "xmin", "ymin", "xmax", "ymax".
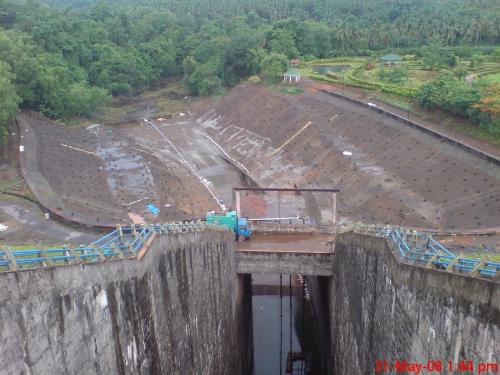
[{"xmin": 374, "ymin": 359, "xmax": 499, "ymax": 374}]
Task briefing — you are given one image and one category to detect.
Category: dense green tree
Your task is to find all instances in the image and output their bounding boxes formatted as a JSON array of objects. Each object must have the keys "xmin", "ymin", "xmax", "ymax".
[
  {"xmin": 473, "ymin": 83, "xmax": 500, "ymax": 133},
  {"xmin": 223, "ymin": 28, "xmax": 264, "ymax": 85},
  {"xmin": 378, "ymin": 68, "xmax": 408, "ymax": 85},
  {"xmin": 261, "ymin": 53, "xmax": 289, "ymax": 82},
  {"xmin": 418, "ymin": 74, "xmax": 480, "ymax": 116},
  {"xmin": 66, "ymin": 83, "xmax": 110, "ymax": 117},
  {"xmin": 184, "ymin": 57, "xmax": 224, "ymax": 96},
  {"xmin": 0, "ymin": 62, "xmax": 20, "ymax": 142},
  {"xmin": 268, "ymin": 29, "xmax": 299, "ymax": 58},
  {"xmin": 88, "ymin": 43, "xmax": 151, "ymax": 94},
  {"xmin": 0, "ymin": 0, "xmax": 498, "ymax": 143}
]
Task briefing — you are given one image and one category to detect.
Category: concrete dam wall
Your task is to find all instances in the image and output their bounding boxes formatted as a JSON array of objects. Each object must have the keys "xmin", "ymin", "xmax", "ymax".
[
  {"xmin": 331, "ymin": 232, "xmax": 500, "ymax": 374},
  {"xmin": 0, "ymin": 231, "xmax": 244, "ymax": 375}
]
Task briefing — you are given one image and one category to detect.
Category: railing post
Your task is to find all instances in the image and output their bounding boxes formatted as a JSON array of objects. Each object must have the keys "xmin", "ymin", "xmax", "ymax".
[
  {"xmin": 6, "ymin": 251, "xmax": 17, "ymax": 271},
  {"xmin": 63, "ymin": 246, "xmax": 73, "ymax": 265},
  {"xmin": 470, "ymin": 259, "xmax": 486, "ymax": 278}
]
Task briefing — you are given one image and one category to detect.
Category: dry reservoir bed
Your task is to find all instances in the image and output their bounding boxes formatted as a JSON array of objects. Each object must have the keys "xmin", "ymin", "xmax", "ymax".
[
  {"xmin": 17, "ymin": 114, "xmax": 231, "ymax": 227},
  {"xmin": 197, "ymin": 84, "xmax": 500, "ymax": 231},
  {"xmin": 14, "ymin": 83, "xmax": 500, "ymax": 231}
]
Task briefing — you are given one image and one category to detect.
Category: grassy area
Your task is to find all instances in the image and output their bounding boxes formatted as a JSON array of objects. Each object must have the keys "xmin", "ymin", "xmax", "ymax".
[
  {"xmin": 482, "ymin": 72, "xmax": 500, "ymax": 83},
  {"xmin": 461, "ymin": 252, "xmax": 500, "ymax": 262},
  {"xmin": 375, "ymin": 93, "xmax": 411, "ymax": 111},
  {"xmin": 0, "ymin": 244, "xmax": 59, "ymax": 251},
  {"xmin": 305, "ymin": 56, "xmax": 500, "ymax": 94},
  {"xmin": 444, "ymin": 120, "xmax": 500, "ymax": 146},
  {"xmin": 359, "ymin": 65, "xmax": 437, "ymax": 89},
  {"xmin": 70, "ymin": 80, "xmax": 190, "ymax": 126},
  {"xmin": 279, "ymin": 86, "xmax": 304, "ymax": 95}
]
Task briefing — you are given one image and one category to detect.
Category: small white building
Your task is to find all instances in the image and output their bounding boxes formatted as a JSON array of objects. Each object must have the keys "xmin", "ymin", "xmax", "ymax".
[{"xmin": 283, "ymin": 68, "xmax": 301, "ymax": 82}]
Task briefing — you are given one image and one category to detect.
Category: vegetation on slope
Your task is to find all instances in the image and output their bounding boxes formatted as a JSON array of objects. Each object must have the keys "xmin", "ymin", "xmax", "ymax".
[
  {"xmin": 0, "ymin": 0, "xmax": 498, "ymax": 141},
  {"xmin": 303, "ymin": 48, "xmax": 500, "ymax": 135}
]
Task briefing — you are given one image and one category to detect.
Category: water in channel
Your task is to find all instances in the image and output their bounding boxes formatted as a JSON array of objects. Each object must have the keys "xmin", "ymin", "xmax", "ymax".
[{"xmin": 252, "ymin": 274, "xmax": 319, "ymax": 375}]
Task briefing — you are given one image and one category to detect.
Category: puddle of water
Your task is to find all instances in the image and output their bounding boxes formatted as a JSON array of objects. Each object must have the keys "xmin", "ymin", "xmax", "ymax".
[
  {"xmin": 0, "ymin": 203, "xmax": 29, "ymax": 224},
  {"xmin": 311, "ymin": 65, "xmax": 348, "ymax": 75},
  {"xmin": 96, "ymin": 142, "xmax": 155, "ymax": 199}
]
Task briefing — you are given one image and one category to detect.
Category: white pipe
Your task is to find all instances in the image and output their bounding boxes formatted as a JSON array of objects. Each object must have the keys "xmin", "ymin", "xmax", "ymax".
[
  {"xmin": 203, "ymin": 134, "xmax": 251, "ymax": 174},
  {"xmin": 143, "ymin": 119, "xmax": 224, "ymax": 211}
]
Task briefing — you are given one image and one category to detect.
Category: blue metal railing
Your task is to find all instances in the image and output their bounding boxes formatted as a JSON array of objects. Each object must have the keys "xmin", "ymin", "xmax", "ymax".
[
  {"xmin": 0, "ymin": 222, "xmax": 228, "ymax": 273},
  {"xmin": 340, "ymin": 224, "xmax": 500, "ymax": 279}
]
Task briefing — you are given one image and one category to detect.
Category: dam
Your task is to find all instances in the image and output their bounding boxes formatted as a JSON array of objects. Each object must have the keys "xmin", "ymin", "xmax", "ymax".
[
  {"xmin": 1, "ymin": 83, "xmax": 500, "ymax": 374},
  {"xmin": 0, "ymin": 220, "xmax": 498, "ymax": 374}
]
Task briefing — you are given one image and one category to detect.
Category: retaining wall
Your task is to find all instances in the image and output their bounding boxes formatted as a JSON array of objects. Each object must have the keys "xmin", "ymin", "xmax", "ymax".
[
  {"xmin": 318, "ymin": 88, "xmax": 500, "ymax": 166},
  {"xmin": 236, "ymin": 250, "xmax": 334, "ymax": 275},
  {"xmin": 0, "ymin": 230, "xmax": 244, "ymax": 375},
  {"xmin": 250, "ymin": 223, "xmax": 336, "ymax": 234},
  {"xmin": 330, "ymin": 232, "xmax": 500, "ymax": 374}
]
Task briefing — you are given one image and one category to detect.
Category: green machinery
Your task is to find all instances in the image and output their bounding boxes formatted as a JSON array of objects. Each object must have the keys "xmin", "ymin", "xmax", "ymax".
[{"xmin": 205, "ymin": 211, "xmax": 251, "ymax": 240}]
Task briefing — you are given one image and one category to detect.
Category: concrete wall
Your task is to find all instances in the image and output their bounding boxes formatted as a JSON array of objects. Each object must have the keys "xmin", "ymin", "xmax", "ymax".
[
  {"xmin": 0, "ymin": 231, "xmax": 245, "ymax": 375},
  {"xmin": 236, "ymin": 251, "xmax": 334, "ymax": 276},
  {"xmin": 331, "ymin": 232, "xmax": 500, "ymax": 374},
  {"xmin": 250, "ymin": 223, "xmax": 336, "ymax": 234}
]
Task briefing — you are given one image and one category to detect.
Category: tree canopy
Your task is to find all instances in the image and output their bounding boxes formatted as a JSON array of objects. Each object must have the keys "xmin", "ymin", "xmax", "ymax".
[{"xmin": 0, "ymin": 0, "xmax": 498, "ymax": 141}]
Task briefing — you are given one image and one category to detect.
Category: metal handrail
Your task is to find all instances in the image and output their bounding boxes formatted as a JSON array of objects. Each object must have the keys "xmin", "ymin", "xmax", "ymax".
[
  {"xmin": 0, "ymin": 222, "xmax": 230, "ymax": 273},
  {"xmin": 338, "ymin": 223, "xmax": 499, "ymax": 279}
]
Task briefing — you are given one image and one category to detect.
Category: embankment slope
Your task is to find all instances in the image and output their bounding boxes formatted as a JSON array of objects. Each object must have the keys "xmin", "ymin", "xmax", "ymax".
[{"xmin": 198, "ymin": 84, "xmax": 500, "ymax": 231}]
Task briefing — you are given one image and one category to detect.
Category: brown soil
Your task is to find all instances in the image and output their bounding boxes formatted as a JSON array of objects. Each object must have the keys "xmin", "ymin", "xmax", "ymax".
[
  {"xmin": 309, "ymin": 80, "xmax": 500, "ymax": 158},
  {"xmin": 197, "ymin": 83, "xmax": 500, "ymax": 231},
  {"xmin": 17, "ymin": 113, "xmax": 219, "ymax": 227},
  {"xmin": 10, "ymin": 81, "xmax": 500, "ymax": 235}
]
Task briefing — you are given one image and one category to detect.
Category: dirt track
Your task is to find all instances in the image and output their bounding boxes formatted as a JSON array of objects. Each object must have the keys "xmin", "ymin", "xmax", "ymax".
[{"xmin": 197, "ymin": 83, "xmax": 500, "ymax": 231}]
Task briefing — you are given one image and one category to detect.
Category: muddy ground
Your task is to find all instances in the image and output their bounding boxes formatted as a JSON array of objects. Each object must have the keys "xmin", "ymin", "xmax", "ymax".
[
  {"xmin": 2, "ymin": 80, "xmax": 500, "ymax": 250},
  {"xmin": 17, "ymin": 111, "xmax": 244, "ymax": 227},
  {"xmin": 0, "ymin": 195, "xmax": 98, "ymax": 245},
  {"xmin": 197, "ymin": 82, "xmax": 500, "ymax": 231}
]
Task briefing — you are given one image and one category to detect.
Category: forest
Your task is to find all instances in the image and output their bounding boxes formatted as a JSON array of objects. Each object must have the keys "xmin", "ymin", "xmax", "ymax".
[{"xmin": 0, "ymin": 0, "xmax": 499, "ymax": 141}]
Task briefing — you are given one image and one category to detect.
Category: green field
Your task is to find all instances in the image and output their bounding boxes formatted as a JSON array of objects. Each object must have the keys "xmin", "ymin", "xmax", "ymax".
[
  {"xmin": 302, "ymin": 55, "xmax": 500, "ymax": 143},
  {"xmin": 305, "ymin": 57, "xmax": 500, "ymax": 93},
  {"xmin": 482, "ymin": 72, "xmax": 500, "ymax": 83}
]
